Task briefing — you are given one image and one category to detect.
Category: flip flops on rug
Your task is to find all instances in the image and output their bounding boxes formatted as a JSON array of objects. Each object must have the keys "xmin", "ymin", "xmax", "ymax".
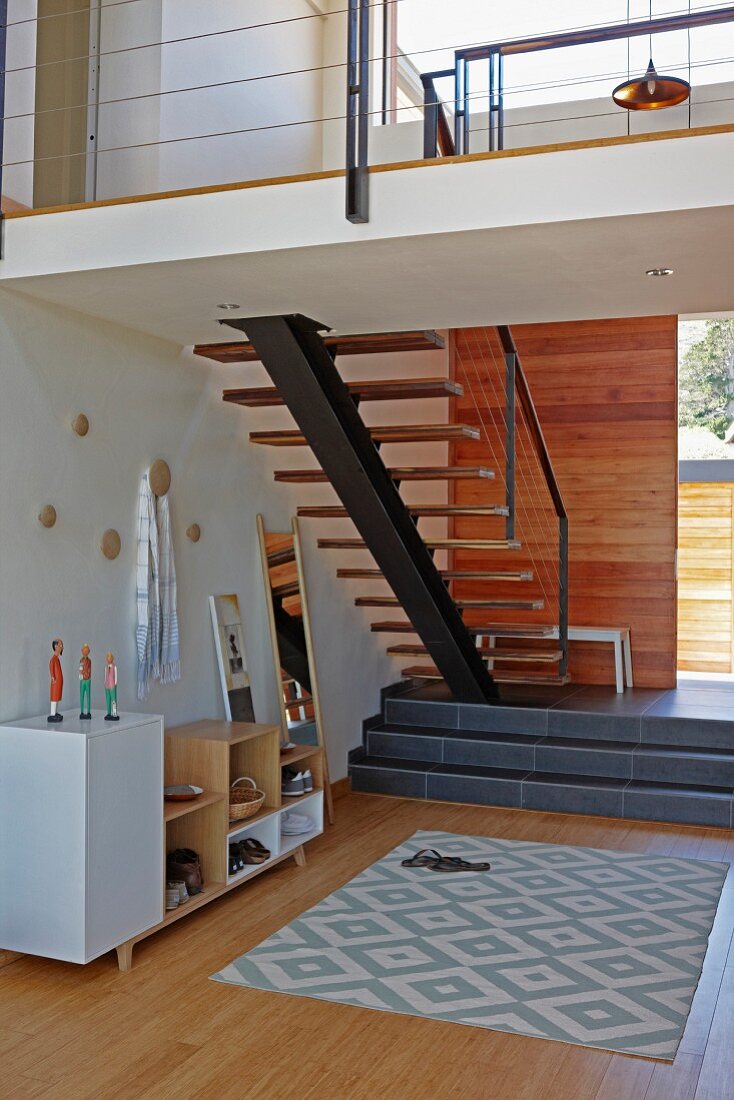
[{"xmin": 401, "ymin": 847, "xmax": 491, "ymax": 872}]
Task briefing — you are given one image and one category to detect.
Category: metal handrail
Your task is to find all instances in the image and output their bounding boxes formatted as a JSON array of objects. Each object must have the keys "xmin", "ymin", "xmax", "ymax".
[
  {"xmin": 420, "ymin": 69, "xmax": 456, "ymax": 159},
  {"xmin": 497, "ymin": 325, "xmax": 569, "ymax": 678},
  {"xmin": 421, "ymin": 5, "xmax": 734, "ymax": 157}
]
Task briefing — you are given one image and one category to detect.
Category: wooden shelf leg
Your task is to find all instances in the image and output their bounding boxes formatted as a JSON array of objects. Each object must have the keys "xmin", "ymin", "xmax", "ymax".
[
  {"xmin": 293, "ymin": 845, "xmax": 307, "ymax": 867},
  {"xmin": 116, "ymin": 941, "xmax": 134, "ymax": 972}
]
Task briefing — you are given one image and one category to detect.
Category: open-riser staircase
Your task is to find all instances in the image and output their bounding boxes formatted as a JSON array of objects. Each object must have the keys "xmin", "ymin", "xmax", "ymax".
[{"xmin": 197, "ymin": 315, "xmax": 568, "ymax": 705}]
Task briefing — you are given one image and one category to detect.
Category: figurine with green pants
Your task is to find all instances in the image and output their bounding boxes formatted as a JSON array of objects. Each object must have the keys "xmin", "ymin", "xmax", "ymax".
[
  {"xmin": 79, "ymin": 645, "xmax": 92, "ymax": 719},
  {"xmin": 104, "ymin": 652, "xmax": 119, "ymax": 721}
]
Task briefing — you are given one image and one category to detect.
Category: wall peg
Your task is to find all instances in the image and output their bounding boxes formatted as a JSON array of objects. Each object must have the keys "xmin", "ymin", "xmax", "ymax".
[
  {"xmin": 72, "ymin": 413, "xmax": 90, "ymax": 437},
  {"xmin": 38, "ymin": 505, "xmax": 57, "ymax": 528},
  {"xmin": 186, "ymin": 523, "xmax": 201, "ymax": 542},
  {"xmin": 149, "ymin": 459, "xmax": 171, "ymax": 497},
  {"xmin": 101, "ymin": 529, "xmax": 121, "ymax": 560}
]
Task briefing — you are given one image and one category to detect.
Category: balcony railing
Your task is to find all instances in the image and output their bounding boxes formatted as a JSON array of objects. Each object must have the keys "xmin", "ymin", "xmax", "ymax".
[{"xmin": 1, "ymin": 3, "xmax": 734, "ymax": 225}]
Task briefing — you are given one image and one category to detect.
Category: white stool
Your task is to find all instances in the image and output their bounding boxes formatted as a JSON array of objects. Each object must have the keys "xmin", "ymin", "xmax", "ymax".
[{"xmin": 478, "ymin": 626, "xmax": 633, "ymax": 693}]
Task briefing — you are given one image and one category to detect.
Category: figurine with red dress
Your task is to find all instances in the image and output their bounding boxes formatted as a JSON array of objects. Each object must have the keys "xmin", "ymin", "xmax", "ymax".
[{"xmin": 48, "ymin": 638, "xmax": 64, "ymax": 723}]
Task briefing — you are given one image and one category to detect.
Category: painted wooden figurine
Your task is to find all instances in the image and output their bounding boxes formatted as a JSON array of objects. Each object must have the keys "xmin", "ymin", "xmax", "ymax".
[
  {"xmin": 47, "ymin": 638, "xmax": 64, "ymax": 723},
  {"xmin": 79, "ymin": 644, "xmax": 92, "ymax": 719},
  {"xmin": 104, "ymin": 653, "xmax": 119, "ymax": 721}
]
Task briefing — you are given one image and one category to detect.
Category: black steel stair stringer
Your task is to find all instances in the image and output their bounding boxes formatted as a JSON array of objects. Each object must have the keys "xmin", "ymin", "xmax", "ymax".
[{"xmin": 224, "ymin": 313, "xmax": 499, "ymax": 703}]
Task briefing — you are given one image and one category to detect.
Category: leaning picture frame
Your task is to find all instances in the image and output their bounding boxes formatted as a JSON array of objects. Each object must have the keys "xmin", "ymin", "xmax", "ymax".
[{"xmin": 209, "ymin": 594, "xmax": 256, "ymax": 722}]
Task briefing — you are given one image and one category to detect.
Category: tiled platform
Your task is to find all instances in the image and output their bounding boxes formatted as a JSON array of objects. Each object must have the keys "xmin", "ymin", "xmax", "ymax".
[{"xmin": 350, "ymin": 680, "xmax": 734, "ymax": 828}]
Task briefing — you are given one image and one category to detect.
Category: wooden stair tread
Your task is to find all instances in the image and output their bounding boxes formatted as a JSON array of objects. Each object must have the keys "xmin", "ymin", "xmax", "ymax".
[
  {"xmin": 274, "ymin": 466, "xmax": 495, "ymax": 483},
  {"xmin": 388, "ymin": 644, "xmax": 563, "ymax": 662},
  {"xmin": 196, "ymin": 329, "xmax": 445, "ymax": 364},
  {"xmin": 318, "ymin": 538, "xmax": 521, "ymax": 550},
  {"xmin": 402, "ymin": 665, "xmax": 570, "ymax": 685},
  {"xmin": 266, "ymin": 546, "xmax": 296, "ymax": 567},
  {"xmin": 357, "ymin": 596, "xmax": 544, "ymax": 610},
  {"xmin": 251, "ymin": 424, "xmax": 480, "ymax": 446},
  {"xmin": 336, "ymin": 568, "xmax": 533, "ymax": 581},
  {"xmin": 371, "ymin": 621, "xmax": 557, "ymax": 636},
  {"xmin": 224, "ymin": 377, "xmax": 462, "ymax": 407},
  {"xmin": 271, "ymin": 580, "xmax": 300, "ymax": 599},
  {"xmin": 299, "ymin": 504, "xmax": 508, "ymax": 519}
]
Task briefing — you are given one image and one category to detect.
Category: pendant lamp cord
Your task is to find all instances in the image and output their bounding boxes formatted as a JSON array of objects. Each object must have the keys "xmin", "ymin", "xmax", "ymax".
[
  {"xmin": 627, "ymin": 0, "xmax": 631, "ymax": 136},
  {"xmin": 691, "ymin": 0, "xmax": 695, "ymax": 128}
]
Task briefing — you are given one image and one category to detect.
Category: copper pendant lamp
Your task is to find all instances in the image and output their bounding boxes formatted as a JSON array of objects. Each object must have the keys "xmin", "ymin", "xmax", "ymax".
[{"xmin": 612, "ymin": 3, "xmax": 691, "ymax": 110}]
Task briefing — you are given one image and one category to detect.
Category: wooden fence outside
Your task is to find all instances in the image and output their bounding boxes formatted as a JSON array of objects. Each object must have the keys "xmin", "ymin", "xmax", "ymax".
[{"xmin": 678, "ymin": 481, "xmax": 734, "ymax": 673}]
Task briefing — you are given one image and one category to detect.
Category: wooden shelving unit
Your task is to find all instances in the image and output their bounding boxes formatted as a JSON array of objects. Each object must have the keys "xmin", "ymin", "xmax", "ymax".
[{"xmin": 115, "ymin": 720, "xmax": 325, "ymax": 971}]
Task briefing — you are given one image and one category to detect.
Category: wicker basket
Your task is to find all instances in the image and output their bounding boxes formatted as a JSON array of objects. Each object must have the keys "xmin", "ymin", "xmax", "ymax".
[{"xmin": 229, "ymin": 776, "xmax": 266, "ymax": 822}]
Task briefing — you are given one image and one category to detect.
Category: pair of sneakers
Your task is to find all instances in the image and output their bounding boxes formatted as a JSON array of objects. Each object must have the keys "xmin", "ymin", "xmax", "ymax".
[{"xmin": 282, "ymin": 767, "xmax": 313, "ymax": 797}]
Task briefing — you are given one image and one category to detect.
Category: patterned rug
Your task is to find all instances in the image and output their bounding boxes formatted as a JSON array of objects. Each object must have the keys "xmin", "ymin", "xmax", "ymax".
[{"xmin": 212, "ymin": 830, "xmax": 728, "ymax": 1060}]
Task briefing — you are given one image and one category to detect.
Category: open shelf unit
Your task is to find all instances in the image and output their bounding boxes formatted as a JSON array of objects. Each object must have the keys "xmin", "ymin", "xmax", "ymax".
[{"xmin": 115, "ymin": 720, "xmax": 325, "ymax": 970}]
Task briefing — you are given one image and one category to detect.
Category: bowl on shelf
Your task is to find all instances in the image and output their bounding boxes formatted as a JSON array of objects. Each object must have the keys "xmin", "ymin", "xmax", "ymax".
[{"xmin": 164, "ymin": 784, "xmax": 204, "ymax": 802}]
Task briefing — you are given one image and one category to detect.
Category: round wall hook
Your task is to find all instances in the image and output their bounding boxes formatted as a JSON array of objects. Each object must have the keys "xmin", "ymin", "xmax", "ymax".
[
  {"xmin": 72, "ymin": 413, "xmax": 90, "ymax": 437},
  {"xmin": 186, "ymin": 523, "xmax": 201, "ymax": 542},
  {"xmin": 38, "ymin": 505, "xmax": 57, "ymax": 528},
  {"xmin": 101, "ymin": 529, "xmax": 121, "ymax": 560},
  {"xmin": 149, "ymin": 458, "xmax": 171, "ymax": 497}
]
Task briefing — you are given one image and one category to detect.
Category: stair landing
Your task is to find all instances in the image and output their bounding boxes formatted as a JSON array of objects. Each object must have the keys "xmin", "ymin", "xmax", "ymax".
[{"xmin": 350, "ymin": 680, "xmax": 734, "ymax": 829}]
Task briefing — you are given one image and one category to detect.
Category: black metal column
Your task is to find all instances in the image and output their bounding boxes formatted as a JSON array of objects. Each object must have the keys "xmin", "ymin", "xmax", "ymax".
[
  {"xmin": 504, "ymin": 352, "xmax": 516, "ymax": 540},
  {"xmin": 346, "ymin": 0, "xmax": 370, "ymax": 224},
  {"xmin": 226, "ymin": 314, "xmax": 499, "ymax": 703}
]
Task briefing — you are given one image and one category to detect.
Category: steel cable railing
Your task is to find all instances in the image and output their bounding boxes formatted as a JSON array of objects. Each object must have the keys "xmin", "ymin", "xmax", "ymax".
[{"xmin": 452, "ymin": 327, "xmax": 568, "ymax": 679}]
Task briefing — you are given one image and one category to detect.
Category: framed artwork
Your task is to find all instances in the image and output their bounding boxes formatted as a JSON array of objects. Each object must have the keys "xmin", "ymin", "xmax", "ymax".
[{"xmin": 209, "ymin": 594, "xmax": 255, "ymax": 722}]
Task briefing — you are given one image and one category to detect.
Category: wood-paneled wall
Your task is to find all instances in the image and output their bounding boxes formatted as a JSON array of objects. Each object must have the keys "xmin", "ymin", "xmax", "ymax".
[
  {"xmin": 450, "ymin": 317, "xmax": 678, "ymax": 689},
  {"xmin": 678, "ymin": 482, "xmax": 734, "ymax": 673}
]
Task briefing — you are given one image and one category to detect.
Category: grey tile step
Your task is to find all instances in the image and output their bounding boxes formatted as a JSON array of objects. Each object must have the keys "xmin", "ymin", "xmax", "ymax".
[
  {"xmin": 364, "ymin": 724, "xmax": 734, "ymax": 786},
  {"xmin": 349, "ymin": 756, "xmax": 734, "ymax": 828},
  {"xmin": 633, "ymin": 744, "xmax": 734, "ymax": 788}
]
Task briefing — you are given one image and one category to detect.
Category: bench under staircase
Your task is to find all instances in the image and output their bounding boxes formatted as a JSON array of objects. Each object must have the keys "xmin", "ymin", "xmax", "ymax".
[{"xmin": 196, "ymin": 315, "xmax": 568, "ymax": 704}]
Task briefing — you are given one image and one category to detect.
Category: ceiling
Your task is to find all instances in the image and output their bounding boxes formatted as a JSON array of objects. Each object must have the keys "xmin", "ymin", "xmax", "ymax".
[{"xmin": 4, "ymin": 204, "xmax": 734, "ymax": 348}]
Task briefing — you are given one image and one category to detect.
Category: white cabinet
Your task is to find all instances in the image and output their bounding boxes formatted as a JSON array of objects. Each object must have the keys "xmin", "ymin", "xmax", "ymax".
[{"xmin": 0, "ymin": 710, "xmax": 163, "ymax": 964}]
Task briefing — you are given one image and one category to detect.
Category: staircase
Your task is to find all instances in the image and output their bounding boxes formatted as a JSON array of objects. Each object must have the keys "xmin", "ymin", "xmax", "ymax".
[
  {"xmin": 196, "ymin": 314, "xmax": 568, "ymax": 704},
  {"xmin": 348, "ymin": 686, "xmax": 734, "ymax": 829}
]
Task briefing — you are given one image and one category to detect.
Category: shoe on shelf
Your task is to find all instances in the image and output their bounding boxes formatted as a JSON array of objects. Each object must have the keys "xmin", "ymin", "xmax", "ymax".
[
  {"xmin": 165, "ymin": 884, "xmax": 180, "ymax": 910},
  {"xmin": 281, "ymin": 812, "xmax": 314, "ymax": 836},
  {"xmin": 167, "ymin": 848, "xmax": 203, "ymax": 894},
  {"xmin": 228, "ymin": 842, "xmax": 245, "ymax": 873},
  {"xmin": 169, "ymin": 879, "xmax": 189, "ymax": 903},
  {"xmin": 302, "ymin": 768, "xmax": 314, "ymax": 793},
  {"xmin": 238, "ymin": 838, "xmax": 270, "ymax": 864},
  {"xmin": 282, "ymin": 768, "xmax": 305, "ymax": 798}
]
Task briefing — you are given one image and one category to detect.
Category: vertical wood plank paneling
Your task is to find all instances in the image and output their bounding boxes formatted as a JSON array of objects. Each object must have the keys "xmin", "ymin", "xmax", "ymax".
[
  {"xmin": 677, "ymin": 482, "xmax": 733, "ymax": 674},
  {"xmin": 451, "ymin": 317, "xmax": 678, "ymax": 689}
]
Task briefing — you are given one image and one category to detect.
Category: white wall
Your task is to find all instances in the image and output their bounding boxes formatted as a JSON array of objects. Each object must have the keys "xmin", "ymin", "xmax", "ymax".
[
  {"xmin": 3, "ymin": 0, "xmax": 37, "ymax": 208},
  {"xmin": 87, "ymin": 0, "xmax": 327, "ymax": 200},
  {"xmin": 96, "ymin": 0, "xmax": 164, "ymax": 201},
  {"xmin": 0, "ymin": 288, "xmax": 408, "ymax": 778},
  {"xmin": 156, "ymin": 0, "xmax": 324, "ymax": 194}
]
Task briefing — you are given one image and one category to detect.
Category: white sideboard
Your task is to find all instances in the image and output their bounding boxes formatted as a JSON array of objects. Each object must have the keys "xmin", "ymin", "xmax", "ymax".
[{"xmin": 0, "ymin": 710, "xmax": 163, "ymax": 964}]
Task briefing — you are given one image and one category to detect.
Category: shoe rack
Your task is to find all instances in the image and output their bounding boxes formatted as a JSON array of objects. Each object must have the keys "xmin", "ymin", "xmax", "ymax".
[{"xmin": 115, "ymin": 719, "xmax": 325, "ymax": 971}]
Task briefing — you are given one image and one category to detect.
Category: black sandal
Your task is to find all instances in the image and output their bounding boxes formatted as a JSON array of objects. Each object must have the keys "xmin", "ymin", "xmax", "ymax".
[
  {"xmin": 428, "ymin": 855, "xmax": 490, "ymax": 873},
  {"xmin": 401, "ymin": 848, "xmax": 443, "ymax": 868}
]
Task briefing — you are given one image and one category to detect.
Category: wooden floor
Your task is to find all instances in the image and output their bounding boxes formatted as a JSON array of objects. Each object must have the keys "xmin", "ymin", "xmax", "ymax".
[{"xmin": 2, "ymin": 792, "xmax": 734, "ymax": 1099}]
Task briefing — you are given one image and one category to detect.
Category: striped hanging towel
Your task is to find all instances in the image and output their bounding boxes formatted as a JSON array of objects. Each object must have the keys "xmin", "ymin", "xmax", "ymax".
[
  {"xmin": 136, "ymin": 473, "xmax": 160, "ymax": 699},
  {"xmin": 157, "ymin": 491, "xmax": 181, "ymax": 685}
]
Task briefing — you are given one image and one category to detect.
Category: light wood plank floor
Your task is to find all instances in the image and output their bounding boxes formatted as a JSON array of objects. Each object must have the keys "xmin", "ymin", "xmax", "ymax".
[{"xmin": 2, "ymin": 792, "xmax": 734, "ymax": 1099}]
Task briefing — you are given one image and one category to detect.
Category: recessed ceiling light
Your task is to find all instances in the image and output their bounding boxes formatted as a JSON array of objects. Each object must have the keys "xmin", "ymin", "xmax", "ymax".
[
  {"xmin": 216, "ymin": 303, "xmax": 241, "ymax": 310},
  {"xmin": 645, "ymin": 268, "xmax": 674, "ymax": 277}
]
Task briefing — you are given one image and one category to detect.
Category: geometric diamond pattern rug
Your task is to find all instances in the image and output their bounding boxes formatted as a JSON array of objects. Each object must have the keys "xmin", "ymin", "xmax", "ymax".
[{"xmin": 211, "ymin": 830, "xmax": 728, "ymax": 1061}]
